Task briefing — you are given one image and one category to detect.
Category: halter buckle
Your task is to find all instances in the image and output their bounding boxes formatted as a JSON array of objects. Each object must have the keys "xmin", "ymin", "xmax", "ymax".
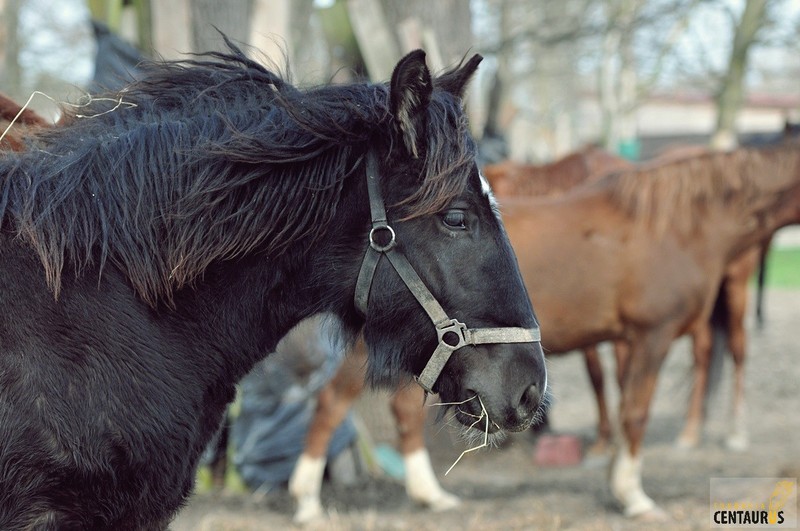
[
  {"xmin": 369, "ymin": 223, "xmax": 396, "ymax": 252},
  {"xmin": 436, "ymin": 319, "xmax": 469, "ymax": 350}
]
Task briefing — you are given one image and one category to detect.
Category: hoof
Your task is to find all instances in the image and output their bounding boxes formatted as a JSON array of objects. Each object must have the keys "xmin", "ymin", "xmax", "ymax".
[
  {"xmin": 674, "ymin": 433, "xmax": 700, "ymax": 450},
  {"xmin": 293, "ymin": 495, "xmax": 324, "ymax": 526},
  {"xmin": 630, "ymin": 505, "xmax": 670, "ymax": 522},
  {"xmin": 725, "ymin": 433, "xmax": 749, "ymax": 452},
  {"xmin": 423, "ymin": 490, "xmax": 461, "ymax": 512}
]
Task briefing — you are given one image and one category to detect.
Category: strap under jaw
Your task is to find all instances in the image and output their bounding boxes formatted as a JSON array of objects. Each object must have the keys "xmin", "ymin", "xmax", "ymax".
[{"xmin": 353, "ymin": 152, "xmax": 541, "ymax": 394}]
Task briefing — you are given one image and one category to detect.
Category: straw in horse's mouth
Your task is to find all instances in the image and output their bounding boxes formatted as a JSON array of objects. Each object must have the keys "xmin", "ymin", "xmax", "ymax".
[{"xmin": 428, "ymin": 394, "xmax": 507, "ymax": 475}]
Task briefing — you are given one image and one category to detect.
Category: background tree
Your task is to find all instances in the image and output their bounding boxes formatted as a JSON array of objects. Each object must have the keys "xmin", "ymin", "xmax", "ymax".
[
  {"xmin": 0, "ymin": 0, "xmax": 797, "ymax": 159},
  {"xmin": 190, "ymin": 0, "xmax": 253, "ymax": 53},
  {"xmin": 471, "ymin": 0, "xmax": 709, "ymax": 162},
  {"xmin": 1, "ymin": 0, "xmax": 23, "ymax": 100},
  {"xmin": 346, "ymin": 0, "xmax": 471, "ymax": 80},
  {"xmin": 711, "ymin": 0, "xmax": 770, "ymax": 149}
]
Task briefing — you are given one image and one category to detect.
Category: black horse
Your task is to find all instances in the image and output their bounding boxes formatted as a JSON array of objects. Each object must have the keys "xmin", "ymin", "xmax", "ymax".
[{"xmin": 0, "ymin": 42, "xmax": 546, "ymax": 530}]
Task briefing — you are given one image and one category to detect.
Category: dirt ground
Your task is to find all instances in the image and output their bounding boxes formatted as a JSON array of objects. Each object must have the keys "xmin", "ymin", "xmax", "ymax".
[{"xmin": 172, "ymin": 287, "xmax": 800, "ymax": 531}]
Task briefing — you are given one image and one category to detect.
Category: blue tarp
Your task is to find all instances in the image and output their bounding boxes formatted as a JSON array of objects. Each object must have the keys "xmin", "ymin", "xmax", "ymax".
[{"xmin": 231, "ymin": 317, "xmax": 357, "ymax": 490}]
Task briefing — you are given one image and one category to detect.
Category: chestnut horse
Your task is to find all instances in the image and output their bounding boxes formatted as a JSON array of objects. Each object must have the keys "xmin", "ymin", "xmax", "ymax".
[
  {"xmin": 486, "ymin": 144, "xmax": 776, "ymax": 455},
  {"xmin": 500, "ymin": 141, "xmax": 800, "ymax": 516}
]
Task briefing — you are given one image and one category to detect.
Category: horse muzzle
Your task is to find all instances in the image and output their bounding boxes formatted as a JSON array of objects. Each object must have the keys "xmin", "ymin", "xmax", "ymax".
[{"xmin": 450, "ymin": 341, "xmax": 548, "ymax": 433}]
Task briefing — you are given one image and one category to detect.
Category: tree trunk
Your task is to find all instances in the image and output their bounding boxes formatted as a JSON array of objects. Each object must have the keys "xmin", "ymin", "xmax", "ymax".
[
  {"xmin": 598, "ymin": 26, "xmax": 621, "ymax": 153},
  {"xmin": 190, "ymin": 0, "xmax": 254, "ymax": 54},
  {"xmin": 346, "ymin": 0, "xmax": 399, "ymax": 81},
  {"xmin": 134, "ymin": 0, "xmax": 153, "ymax": 57},
  {"xmin": 0, "ymin": 0, "xmax": 23, "ymax": 100},
  {"xmin": 151, "ymin": 0, "xmax": 191, "ymax": 59},
  {"xmin": 316, "ymin": 1, "xmax": 367, "ymax": 83},
  {"xmin": 711, "ymin": 0, "xmax": 769, "ymax": 150},
  {"xmin": 381, "ymin": 0, "xmax": 472, "ymax": 69},
  {"xmin": 249, "ymin": 0, "xmax": 290, "ymax": 69},
  {"xmin": 598, "ymin": 0, "xmax": 642, "ymax": 156}
]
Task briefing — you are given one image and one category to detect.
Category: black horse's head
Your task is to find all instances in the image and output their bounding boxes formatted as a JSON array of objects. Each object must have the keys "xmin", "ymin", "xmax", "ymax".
[{"xmin": 354, "ymin": 51, "xmax": 547, "ymax": 435}]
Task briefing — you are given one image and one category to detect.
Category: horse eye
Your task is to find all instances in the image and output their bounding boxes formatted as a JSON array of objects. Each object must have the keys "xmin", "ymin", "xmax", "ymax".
[{"xmin": 442, "ymin": 210, "xmax": 466, "ymax": 229}]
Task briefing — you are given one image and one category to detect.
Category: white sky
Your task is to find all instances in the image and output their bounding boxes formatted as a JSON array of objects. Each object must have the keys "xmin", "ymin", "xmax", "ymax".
[{"xmin": 17, "ymin": 0, "xmax": 95, "ymax": 88}]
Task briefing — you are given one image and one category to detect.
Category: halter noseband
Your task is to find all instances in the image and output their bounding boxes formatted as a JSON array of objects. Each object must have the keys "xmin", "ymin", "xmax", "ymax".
[{"xmin": 353, "ymin": 153, "xmax": 542, "ymax": 394}]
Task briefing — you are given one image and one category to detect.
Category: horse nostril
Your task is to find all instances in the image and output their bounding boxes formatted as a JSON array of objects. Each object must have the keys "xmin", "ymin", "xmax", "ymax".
[{"xmin": 519, "ymin": 383, "xmax": 541, "ymax": 413}]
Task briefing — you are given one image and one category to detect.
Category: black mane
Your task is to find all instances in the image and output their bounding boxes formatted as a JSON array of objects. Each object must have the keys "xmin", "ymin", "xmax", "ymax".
[{"xmin": 0, "ymin": 42, "xmax": 475, "ymax": 305}]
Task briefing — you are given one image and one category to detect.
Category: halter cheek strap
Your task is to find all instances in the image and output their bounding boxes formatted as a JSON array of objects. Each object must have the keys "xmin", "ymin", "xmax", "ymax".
[{"xmin": 353, "ymin": 152, "xmax": 541, "ymax": 394}]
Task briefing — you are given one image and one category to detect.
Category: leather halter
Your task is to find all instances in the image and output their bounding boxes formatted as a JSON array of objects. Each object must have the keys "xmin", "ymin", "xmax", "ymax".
[{"xmin": 353, "ymin": 152, "xmax": 542, "ymax": 394}]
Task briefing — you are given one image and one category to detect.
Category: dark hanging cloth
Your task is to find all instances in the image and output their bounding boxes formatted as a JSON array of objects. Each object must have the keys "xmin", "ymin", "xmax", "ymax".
[{"xmin": 88, "ymin": 19, "xmax": 144, "ymax": 93}]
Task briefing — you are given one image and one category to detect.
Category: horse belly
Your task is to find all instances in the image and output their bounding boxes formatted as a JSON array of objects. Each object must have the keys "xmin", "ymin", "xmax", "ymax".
[
  {"xmin": 534, "ymin": 285, "xmax": 624, "ymax": 354},
  {"xmin": 618, "ymin": 242, "xmax": 711, "ymax": 331}
]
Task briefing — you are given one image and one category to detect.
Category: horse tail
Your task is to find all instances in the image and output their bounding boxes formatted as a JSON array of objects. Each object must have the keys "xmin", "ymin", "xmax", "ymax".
[
  {"xmin": 706, "ymin": 282, "xmax": 729, "ymax": 401},
  {"xmin": 754, "ymin": 239, "xmax": 770, "ymax": 328}
]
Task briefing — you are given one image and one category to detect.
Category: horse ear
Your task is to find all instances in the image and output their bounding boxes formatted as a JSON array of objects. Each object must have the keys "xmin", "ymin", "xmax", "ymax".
[
  {"xmin": 389, "ymin": 49, "xmax": 432, "ymax": 158},
  {"xmin": 435, "ymin": 54, "xmax": 483, "ymax": 99}
]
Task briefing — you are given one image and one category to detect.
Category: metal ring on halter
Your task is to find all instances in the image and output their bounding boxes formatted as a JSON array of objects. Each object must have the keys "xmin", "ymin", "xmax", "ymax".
[
  {"xmin": 436, "ymin": 319, "xmax": 469, "ymax": 349},
  {"xmin": 369, "ymin": 223, "xmax": 396, "ymax": 252}
]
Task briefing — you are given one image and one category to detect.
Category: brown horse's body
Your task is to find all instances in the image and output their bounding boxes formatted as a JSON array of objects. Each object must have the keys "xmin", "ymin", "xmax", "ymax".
[
  {"xmin": 488, "ymin": 144, "xmax": 775, "ymax": 456},
  {"xmin": 501, "ymin": 144, "xmax": 800, "ymax": 515}
]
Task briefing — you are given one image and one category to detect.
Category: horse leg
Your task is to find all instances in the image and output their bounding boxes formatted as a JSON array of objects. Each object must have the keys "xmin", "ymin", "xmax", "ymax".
[
  {"xmin": 288, "ymin": 343, "xmax": 367, "ymax": 525},
  {"xmin": 583, "ymin": 345, "xmax": 612, "ymax": 457},
  {"xmin": 754, "ymin": 237, "xmax": 771, "ymax": 328},
  {"xmin": 675, "ymin": 321, "xmax": 712, "ymax": 449},
  {"xmin": 724, "ymin": 273, "xmax": 750, "ymax": 451},
  {"xmin": 613, "ymin": 339, "xmax": 630, "ymax": 389},
  {"xmin": 610, "ymin": 333, "xmax": 672, "ymax": 518},
  {"xmin": 390, "ymin": 382, "xmax": 460, "ymax": 511}
]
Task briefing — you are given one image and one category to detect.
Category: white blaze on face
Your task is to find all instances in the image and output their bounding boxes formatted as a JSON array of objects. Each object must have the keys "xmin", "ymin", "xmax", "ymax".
[{"xmin": 478, "ymin": 170, "xmax": 501, "ymax": 219}]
